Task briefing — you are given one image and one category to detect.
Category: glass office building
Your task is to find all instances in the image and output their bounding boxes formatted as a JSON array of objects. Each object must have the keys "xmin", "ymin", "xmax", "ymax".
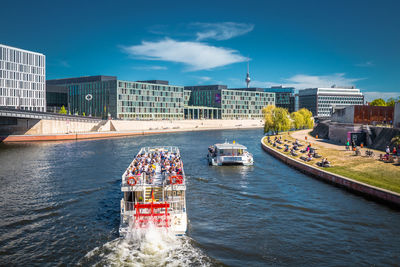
[
  {"xmin": 184, "ymin": 85, "xmax": 275, "ymax": 119},
  {"xmin": 0, "ymin": 44, "xmax": 46, "ymax": 111},
  {"xmin": 47, "ymin": 76, "xmax": 117, "ymax": 118},
  {"xmin": 264, "ymin": 86, "xmax": 297, "ymax": 113},
  {"xmin": 117, "ymin": 80, "xmax": 184, "ymax": 120},
  {"xmin": 299, "ymin": 87, "xmax": 364, "ymax": 118},
  {"xmin": 47, "ymin": 76, "xmax": 184, "ymax": 119}
]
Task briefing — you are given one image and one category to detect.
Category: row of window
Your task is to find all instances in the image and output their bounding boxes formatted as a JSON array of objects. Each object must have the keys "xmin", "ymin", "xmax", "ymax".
[
  {"xmin": 222, "ymin": 90, "xmax": 274, "ymax": 98},
  {"xmin": 0, "ymin": 88, "xmax": 44, "ymax": 98},
  {"xmin": 119, "ymin": 107, "xmax": 183, "ymax": 114},
  {"xmin": 119, "ymin": 113, "xmax": 184, "ymax": 119},
  {"xmin": 0, "ymin": 96, "xmax": 45, "ymax": 108},
  {"xmin": 118, "ymin": 88, "xmax": 183, "ymax": 98},
  {"xmin": 0, "ymin": 61, "xmax": 45, "ymax": 75},
  {"xmin": 118, "ymin": 82, "xmax": 183, "ymax": 92},
  {"xmin": 0, "ymin": 46, "xmax": 45, "ymax": 67},
  {"xmin": 222, "ymin": 99, "xmax": 273, "ymax": 105},
  {"xmin": 0, "ymin": 71, "xmax": 45, "ymax": 83},
  {"xmin": 0, "ymin": 79, "xmax": 45, "ymax": 90},
  {"xmin": 118, "ymin": 95, "xmax": 183, "ymax": 104},
  {"xmin": 119, "ymin": 100, "xmax": 181, "ymax": 108}
]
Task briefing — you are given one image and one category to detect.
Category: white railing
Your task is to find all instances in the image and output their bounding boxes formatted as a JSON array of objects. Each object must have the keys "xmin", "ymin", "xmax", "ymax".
[{"xmin": 122, "ymin": 172, "xmax": 186, "ymax": 187}]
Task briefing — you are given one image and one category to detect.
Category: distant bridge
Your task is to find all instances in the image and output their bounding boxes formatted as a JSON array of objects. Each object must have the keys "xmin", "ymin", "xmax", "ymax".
[{"xmin": 0, "ymin": 107, "xmax": 102, "ymax": 123}]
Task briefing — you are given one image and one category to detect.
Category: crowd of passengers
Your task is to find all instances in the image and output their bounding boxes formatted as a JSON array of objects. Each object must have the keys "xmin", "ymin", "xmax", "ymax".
[{"xmin": 126, "ymin": 151, "xmax": 183, "ymax": 181}]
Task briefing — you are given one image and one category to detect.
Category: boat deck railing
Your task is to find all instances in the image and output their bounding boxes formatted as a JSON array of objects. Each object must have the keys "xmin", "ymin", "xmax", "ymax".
[
  {"xmin": 139, "ymin": 146, "xmax": 180, "ymax": 154},
  {"xmin": 122, "ymin": 173, "xmax": 185, "ymax": 187}
]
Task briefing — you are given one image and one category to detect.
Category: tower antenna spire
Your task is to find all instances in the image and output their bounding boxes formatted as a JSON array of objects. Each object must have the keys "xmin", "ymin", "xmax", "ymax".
[{"xmin": 245, "ymin": 59, "xmax": 251, "ymax": 88}]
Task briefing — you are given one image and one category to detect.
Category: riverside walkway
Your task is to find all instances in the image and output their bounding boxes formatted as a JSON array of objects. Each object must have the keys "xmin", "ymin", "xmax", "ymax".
[{"xmin": 261, "ymin": 131, "xmax": 400, "ymax": 206}]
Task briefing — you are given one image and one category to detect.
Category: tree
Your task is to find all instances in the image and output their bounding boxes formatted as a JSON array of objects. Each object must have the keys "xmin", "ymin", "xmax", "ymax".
[
  {"xmin": 272, "ymin": 107, "xmax": 291, "ymax": 133},
  {"xmin": 262, "ymin": 105, "xmax": 275, "ymax": 133},
  {"xmin": 370, "ymin": 98, "xmax": 386, "ymax": 106},
  {"xmin": 290, "ymin": 111, "xmax": 305, "ymax": 129},
  {"xmin": 59, "ymin": 105, "xmax": 67, "ymax": 114},
  {"xmin": 298, "ymin": 108, "xmax": 314, "ymax": 129},
  {"xmin": 386, "ymin": 97, "xmax": 398, "ymax": 107}
]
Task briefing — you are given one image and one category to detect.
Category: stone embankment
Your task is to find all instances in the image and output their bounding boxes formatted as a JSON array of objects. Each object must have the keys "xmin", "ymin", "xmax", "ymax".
[
  {"xmin": 261, "ymin": 136, "xmax": 400, "ymax": 207},
  {"xmin": 0, "ymin": 119, "xmax": 263, "ymax": 142}
]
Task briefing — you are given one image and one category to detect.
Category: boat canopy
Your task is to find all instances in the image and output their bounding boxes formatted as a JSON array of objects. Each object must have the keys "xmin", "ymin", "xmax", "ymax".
[{"xmin": 214, "ymin": 143, "xmax": 247, "ymax": 150}]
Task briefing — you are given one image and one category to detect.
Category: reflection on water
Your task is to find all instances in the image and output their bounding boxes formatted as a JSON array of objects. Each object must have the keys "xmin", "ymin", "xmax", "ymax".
[{"xmin": 0, "ymin": 129, "xmax": 400, "ymax": 266}]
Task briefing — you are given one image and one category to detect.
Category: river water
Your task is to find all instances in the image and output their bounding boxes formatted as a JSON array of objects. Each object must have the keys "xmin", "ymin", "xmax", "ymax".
[{"xmin": 0, "ymin": 129, "xmax": 399, "ymax": 266}]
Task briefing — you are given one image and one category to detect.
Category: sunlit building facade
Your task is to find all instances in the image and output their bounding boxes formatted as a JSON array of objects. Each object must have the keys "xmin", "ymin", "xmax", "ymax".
[
  {"xmin": 47, "ymin": 76, "xmax": 184, "ymax": 119},
  {"xmin": 184, "ymin": 85, "xmax": 275, "ymax": 119},
  {"xmin": 0, "ymin": 44, "xmax": 46, "ymax": 111},
  {"xmin": 299, "ymin": 86, "xmax": 364, "ymax": 118}
]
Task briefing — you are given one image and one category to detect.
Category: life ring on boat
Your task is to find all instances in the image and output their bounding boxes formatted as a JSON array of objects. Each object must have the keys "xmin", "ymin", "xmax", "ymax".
[
  {"xmin": 169, "ymin": 175, "xmax": 183, "ymax": 185},
  {"xmin": 127, "ymin": 176, "xmax": 137, "ymax": 186}
]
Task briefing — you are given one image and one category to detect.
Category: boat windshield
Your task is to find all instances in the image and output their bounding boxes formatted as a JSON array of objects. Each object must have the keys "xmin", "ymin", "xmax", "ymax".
[{"xmin": 218, "ymin": 148, "xmax": 245, "ymax": 156}]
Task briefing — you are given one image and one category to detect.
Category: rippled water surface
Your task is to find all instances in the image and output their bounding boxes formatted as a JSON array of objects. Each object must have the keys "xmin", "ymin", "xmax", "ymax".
[{"xmin": 0, "ymin": 129, "xmax": 399, "ymax": 266}]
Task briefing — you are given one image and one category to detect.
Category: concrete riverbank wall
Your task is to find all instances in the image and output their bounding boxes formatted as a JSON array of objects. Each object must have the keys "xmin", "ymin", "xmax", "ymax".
[
  {"xmin": 260, "ymin": 137, "xmax": 400, "ymax": 207},
  {"xmin": 0, "ymin": 119, "xmax": 263, "ymax": 142}
]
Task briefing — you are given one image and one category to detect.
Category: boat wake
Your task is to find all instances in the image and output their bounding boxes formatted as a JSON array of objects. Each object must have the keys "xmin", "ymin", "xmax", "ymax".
[{"xmin": 78, "ymin": 226, "xmax": 212, "ymax": 266}]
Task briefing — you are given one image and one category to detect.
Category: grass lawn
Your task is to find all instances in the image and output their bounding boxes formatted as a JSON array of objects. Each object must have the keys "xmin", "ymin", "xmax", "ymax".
[{"xmin": 263, "ymin": 132, "xmax": 400, "ymax": 194}]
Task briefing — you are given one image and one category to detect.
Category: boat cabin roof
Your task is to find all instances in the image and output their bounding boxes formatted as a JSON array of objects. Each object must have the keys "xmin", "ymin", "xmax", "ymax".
[{"xmin": 214, "ymin": 143, "xmax": 247, "ymax": 150}]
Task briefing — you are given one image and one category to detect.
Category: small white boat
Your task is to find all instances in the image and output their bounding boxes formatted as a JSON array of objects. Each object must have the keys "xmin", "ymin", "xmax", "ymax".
[
  {"xmin": 207, "ymin": 141, "xmax": 254, "ymax": 166},
  {"xmin": 120, "ymin": 146, "xmax": 187, "ymax": 236}
]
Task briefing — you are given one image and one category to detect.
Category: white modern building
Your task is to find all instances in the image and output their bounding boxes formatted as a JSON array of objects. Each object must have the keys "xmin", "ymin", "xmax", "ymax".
[
  {"xmin": 299, "ymin": 86, "xmax": 364, "ymax": 118},
  {"xmin": 0, "ymin": 44, "xmax": 46, "ymax": 112}
]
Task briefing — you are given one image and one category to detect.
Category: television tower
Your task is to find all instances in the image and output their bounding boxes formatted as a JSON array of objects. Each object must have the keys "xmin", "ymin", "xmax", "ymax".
[{"xmin": 245, "ymin": 61, "xmax": 251, "ymax": 88}]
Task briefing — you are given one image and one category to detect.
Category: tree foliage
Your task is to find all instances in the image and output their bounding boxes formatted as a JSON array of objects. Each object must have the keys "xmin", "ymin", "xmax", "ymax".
[
  {"xmin": 262, "ymin": 105, "xmax": 275, "ymax": 133},
  {"xmin": 386, "ymin": 98, "xmax": 396, "ymax": 107},
  {"xmin": 290, "ymin": 111, "xmax": 305, "ymax": 129},
  {"xmin": 59, "ymin": 105, "xmax": 67, "ymax": 115},
  {"xmin": 297, "ymin": 108, "xmax": 314, "ymax": 129},
  {"xmin": 370, "ymin": 98, "xmax": 387, "ymax": 106},
  {"xmin": 263, "ymin": 106, "xmax": 314, "ymax": 133},
  {"xmin": 263, "ymin": 105, "xmax": 290, "ymax": 134},
  {"xmin": 272, "ymin": 107, "xmax": 291, "ymax": 133}
]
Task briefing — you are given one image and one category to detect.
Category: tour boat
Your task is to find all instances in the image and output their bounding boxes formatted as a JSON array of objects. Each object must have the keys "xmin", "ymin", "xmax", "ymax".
[
  {"xmin": 207, "ymin": 141, "xmax": 254, "ymax": 166},
  {"xmin": 120, "ymin": 146, "xmax": 187, "ymax": 236}
]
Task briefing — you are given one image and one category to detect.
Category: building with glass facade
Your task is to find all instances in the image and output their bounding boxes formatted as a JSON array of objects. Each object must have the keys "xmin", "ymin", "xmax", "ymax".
[
  {"xmin": 117, "ymin": 80, "xmax": 184, "ymax": 120},
  {"xmin": 47, "ymin": 76, "xmax": 117, "ymax": 118},
  {"xmin": 46, "ymin": 84, "xmax": 68, "ymax": 113},
  {"xmin": 184, "ymin": 85, "xmax": 275, "ymax": 119},
  {"xmin": 299, "ymin": 86, "xmax": 364, "ymax": 118},
  {"xmin": 264, "ymin": 86, "xmax": 297, "ymax": 113},
  {"xmin": 0, "ymin": 44, "xmax": 46, "ymax": 111},
  {"xmin": 47, "ymin": 76, "xmax": 184, "ymax": 119}
]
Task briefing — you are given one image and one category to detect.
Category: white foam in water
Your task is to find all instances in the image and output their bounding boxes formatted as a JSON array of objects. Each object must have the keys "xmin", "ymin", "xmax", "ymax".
[{"xmin": 79, "ymin": 225, "xmax": 212, "ymax": 266}]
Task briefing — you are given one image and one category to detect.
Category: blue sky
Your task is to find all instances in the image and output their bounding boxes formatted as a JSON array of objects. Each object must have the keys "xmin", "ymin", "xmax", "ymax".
[{"xmin": 1, "ymin": 0, "xmax": 399, "ymax": 101}]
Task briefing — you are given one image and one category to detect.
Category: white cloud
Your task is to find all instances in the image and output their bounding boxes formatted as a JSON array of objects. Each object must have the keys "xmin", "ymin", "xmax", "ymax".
[
  {"xmin": 193, "ymin": 22, "xmax": 254, "ymax": 41},
  {"xmin": 132, "ymin": 65, "xmax": 167, "ymax": 70},
  {"xmin": 60, "ymin": 60, "xmax": 70, "ymax": 68},
  {"xmin": 255, "ymin": 73, "xmax": 363, "ymax": 89},
  {"xmin": 198, "ymin": 76, "xmax": 211, "ymax": 81},
  {"xmin": 355, "ymin": 61, "xmax": 374, "ymax": 67},
  {"xmin": 250, "ymin": 80, "xmax": 276, "ymax": 88},
  {"xmin": 283, "ymin": 73, "xmax": 363, "ymax": 88},
  {"xmin": 122, "ymin": 38, "xmax": 247, "ymax": 71},
  {"xmin": 363, "ymin": 92, "xmax": 399, "ymax": 102}
]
